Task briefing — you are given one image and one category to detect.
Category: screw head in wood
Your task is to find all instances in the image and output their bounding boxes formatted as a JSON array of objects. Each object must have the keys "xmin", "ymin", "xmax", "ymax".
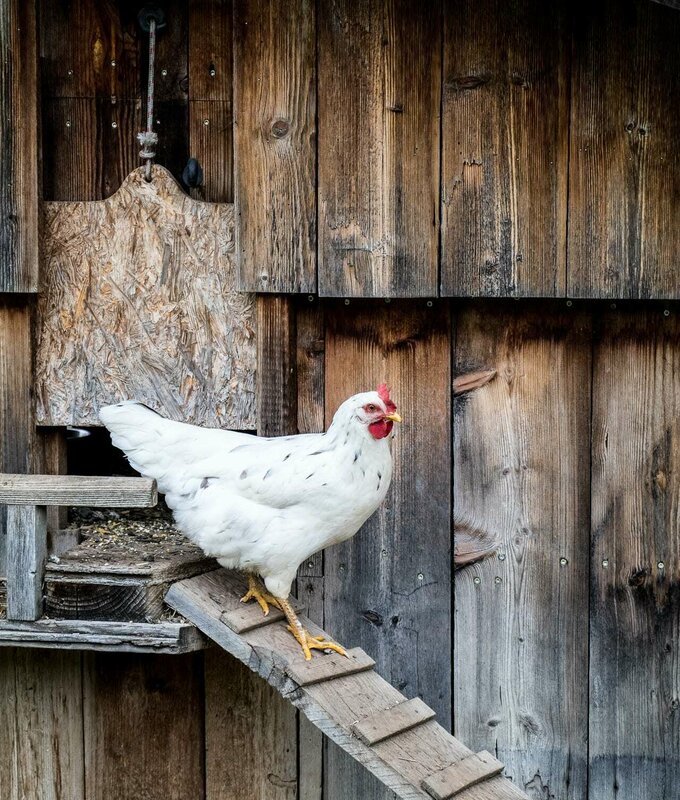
[
  {"xmin": 494, "ymin": 576, "xmax": 502, "ymax": 584},
  {"xmin": 664, "ymin": 309, "xmax": 670, "ymax": 317},
  {"xmin": 426, "ymin": 300, "xmax": 433, "ymax": 307},
  {"xmin": 658, "ymin": 561, "xmax": 665, "ymax": 570},
  {"xmin": 344, "ymin": 299, "xmax": 350, "ymax": 305},
  {"xmin": 602, "ymin": 559, "xmax": 610, "ymax": 567},
  {"xmin": 209, "ymin": 67, "xmax": 216, "ymax": 77},
  {"xmin": 498, "ymin": 553, "xmax": 506, "ymax": 561},
  {"xmin": 67, "ymin": 69, "xmax": 73, "ymax": 77},
  {"xmin": 560, "ymin": 557, "xmax": 568, "ymax": 566},
  {"xmin": 203, "ymin": 118, "xmax": 210, "ymax": 126},
  {"xmin": 111, "ymin": 121, "xmax": 118, "ymax": 128},
  {"xmin": 111, "ymin": 59, "xmax": 116, "ymax": 67},
  {"xmin": 473, "ymin": 576, "xmax": 481, "ymax": 585},
  {"xmin": 417, "ymin": 573, "xmax": 424, "ymax": 581},
  {"xmin": 161, "ymin": 68, "xmax": 168, "ymax": 77},
  {"xmin": 65, "ymin": 120, "xmax": 72, "ymax": 128},
  {"xmin": 566, "ymin": 300, "xmax": 572, "ymax": 307},
  {"xmin": 308, "ymin": 295, "xmax": 314, "ymax": 302}
]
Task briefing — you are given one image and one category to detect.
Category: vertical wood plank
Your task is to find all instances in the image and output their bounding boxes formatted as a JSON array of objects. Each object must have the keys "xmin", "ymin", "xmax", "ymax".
[
  {"xmin": 84, "ymin": 652, "xmax": 204, "ymax": 800},
  {"xmin": 6, "ymin": 505, "xmax": 46, "ymax": 620},
  {"xmin": 453, "ymin": 302, "xmax": 590, "ymax": 799},
  {"xmin": 568, "ymin": 0, "xmax": 680, "ymax": 298},
  {"xmin": 318, "ymin": 0, "xmax": 441, "ymax": 298},
  {"xmin": 0, "ymin": 300, "xmax": 35, "ymax": 578},
  {"xmin": 39, "ymin": 427, "xmax": 70, "ymax": 554},
  {"xmin": 0, "ymin": 0, "xmax": 39, "ymax": 291},
  {"xmin": 590, "ymin": 309, "xmax": 680, "ymax": 799},
  {"xmin": 234, "ymin": 0, "xmax": 316, "ymax": 293},
  {"xmin": 256, "ymin": 295, "xmax": 297, "ymax": 437},
  {"xmin": 0, "ymin": 649, "xmax": 85, "ymax": 800},
  {"xmin": 295, "ymin": 297, "xmax": 325, "ymax": 800},
  {"xmin": 13, "ymin": 649, "xmax": 85, "ymax": 799},
  {"xmin": 204, "ymin": 652, "xmax": 298, "ymax": 800},
  {"xmin": 441, "ymin": 0, "xmax": 568, "ymax": 297},
  {"xmin": 323, "ymin": 300, "xmax": 451, "ymax": 799}
]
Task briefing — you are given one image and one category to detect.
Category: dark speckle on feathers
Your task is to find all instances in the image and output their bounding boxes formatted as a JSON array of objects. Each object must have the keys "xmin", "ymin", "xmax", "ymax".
[
  {"xmin": 239, "ymin": 470, "xmax": 248, "ymax": 480},
  {"xmin": 263, "ymin": 468, "xmax": 273, "ymax": 480},
  {"xmin": 283, "ymin": 453, "xmax": 292, "ymax": 461},
  {"xmin": 306, "ymin": 473, "xmax": 314, "ymax": 480},
  {"xmin": 230, "ymin": 444, "xmax": 250, "ymax": 453}
]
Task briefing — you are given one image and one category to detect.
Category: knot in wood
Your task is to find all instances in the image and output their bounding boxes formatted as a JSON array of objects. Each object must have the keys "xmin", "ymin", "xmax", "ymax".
[{"xmin": 271, "ymin": 119, "xmax": 290, "ymax": 139}]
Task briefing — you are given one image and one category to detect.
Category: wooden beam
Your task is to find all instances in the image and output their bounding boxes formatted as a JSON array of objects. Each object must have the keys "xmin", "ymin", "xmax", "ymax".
[
  {"xmin": 5, "ymin": 505, "xmax": 46, "ymax": 620},
  {"xmin": 421, "ymin": 751, "xmax": 504, "ymax": 800},
  {"xmin": 0, "ymin": 474, "xmax": 157, "ymax": 506},
  {"xmin": 0, "ymin": 0, "xmax": 40, "ymax": 292},
  {"xmin": 351, "ymin": 697, "xmax": 436, "ymax": 747},
  {"xmin": 0, "ymin": 619, "xmax": 207, "ymax": 654}
]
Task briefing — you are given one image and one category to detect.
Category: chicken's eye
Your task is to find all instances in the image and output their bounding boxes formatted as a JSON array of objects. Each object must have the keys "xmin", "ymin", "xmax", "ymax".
[{"xmin": 366, "ymin": 404, "xmax": 377, "ymax": 412}]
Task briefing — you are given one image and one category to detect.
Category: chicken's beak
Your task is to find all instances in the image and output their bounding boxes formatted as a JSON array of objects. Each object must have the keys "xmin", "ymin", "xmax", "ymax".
[{"xmin": 385, "ymin": 412, "xmax": 402, "ymax": 423}]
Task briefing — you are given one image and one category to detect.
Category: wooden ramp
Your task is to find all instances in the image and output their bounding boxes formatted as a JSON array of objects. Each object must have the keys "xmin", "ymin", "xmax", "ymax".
[{"xmin": 166, "ymin": 569, "xmax": 528, "ymax": 800}]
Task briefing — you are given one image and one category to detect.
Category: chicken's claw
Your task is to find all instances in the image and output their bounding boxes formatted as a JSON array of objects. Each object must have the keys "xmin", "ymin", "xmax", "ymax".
[
  {"xmin": 287, "ymin": 626, "xmax": 348, "ymax": 661},
  {"xmin": 240, "ymin": 575, "xmax": 282, "ymax": 616}
]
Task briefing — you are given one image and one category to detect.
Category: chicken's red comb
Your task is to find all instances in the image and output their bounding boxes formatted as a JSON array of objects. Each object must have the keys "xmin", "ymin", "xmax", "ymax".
[{"xmin": 377, "ymin": 383, "xmax": 397, "ymax": 412}]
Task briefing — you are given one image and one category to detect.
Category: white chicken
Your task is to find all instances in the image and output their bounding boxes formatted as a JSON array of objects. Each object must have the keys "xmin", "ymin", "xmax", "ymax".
[{"xmin": 99, "ymin": 384, "xmax": 402, "ymax": 659}]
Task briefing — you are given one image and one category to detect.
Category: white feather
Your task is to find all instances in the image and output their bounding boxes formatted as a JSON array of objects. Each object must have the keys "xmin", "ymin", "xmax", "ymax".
[{"xmin": 99, "ymin": 392, "xmax": 396, "ymax": 597}]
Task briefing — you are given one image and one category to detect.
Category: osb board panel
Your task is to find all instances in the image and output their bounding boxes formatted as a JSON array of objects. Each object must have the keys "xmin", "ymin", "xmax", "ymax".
[{"xmin": 36, "ymin": 166, "xmax": 256, "ymax": 428}]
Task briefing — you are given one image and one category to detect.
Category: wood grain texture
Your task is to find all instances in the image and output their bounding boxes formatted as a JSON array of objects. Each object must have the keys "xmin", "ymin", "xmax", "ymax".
[
  {"xmin": 0, "ymin": 475, "xmax": 156, "ymax": 506},
  {"xmin": 352, "ymin": 697, "xmax": 436, "ymax": 746},
  {"xmin": 323, "ymin": 300, "xmax": 451, "ymax": 799},
  {"xmin": 234, "ymin": 0, "xmax": 316, "ymax": 293},
  {"xmin": 568, "ymin": 0, "xmax": 680, "ymax": 298},
  {"xmin": 167, "ymin": 568, "xmax": 529, "ymax": 800},
  {"xmin": 589, "ymin": 309, "xmax": 680, "ymax": 799},
  {"xmin": 422, "ymin": 751, "xmax": 503, "ymax": 800},
  {"xmin": 0, "ymin": 302, "xmax": 35, "ymax": 577},
  {"xmin": 5, "ymin": 505, "xmax": 46, "ymax": 621},
  {"xmin": 38, "ymin": 428, "xmax": 69, "ymax": 551},
  {"xmin": 453, "ymin": 303, "xmax": 591, "ymax": 799},
  {"xmin": 6, "ymin": 649, "xmax": 85, "ymax": 800},
  {"xmin": 441, "ymin": 0, "xmax": 568, "ymax": 297},
  {"xmin": 0, "ymin": 619, "xmax": 207, "ymax": 653},
  {"xmin": 318, "ymin": 0, "xmax": 441, "ymax": 298},
  {"xmin": 256, "ymin": 295, "xmax": 297, "ymax": 437},
  {"xmin": 0, "ymin": 0, "xmax": 40, "ymax": 292},
  {"xmin": 84, "ymin": 651, "xmax": 205, "ymax": 800},
  {"xmin": 189, "ymin": 101, "xmax": 233, "ymax": 202},
  {"xmin": 37, "ymin": 166, "xmax": 256, "ymax": 428},
  {"xmin": 188, "ymin": 0, "xmax": 232, "ymax": 102},
  {"xmin": 41, "ymin": 97, "xmax": 142, "ymax": 201}
]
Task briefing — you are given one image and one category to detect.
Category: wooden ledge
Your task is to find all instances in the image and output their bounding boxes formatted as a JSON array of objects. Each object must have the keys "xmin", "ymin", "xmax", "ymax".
[
  {"xmin": 0, "ymin": 474, "xmax": 158, "ymax": 507},
  {"xmin": 421, "ymin": 750, "xmax": 504, "ymax": 799},
  {"xmin": 221, "ymin": 597, "xmax": 305, "ymax": 634},
  {"xmin": 0, "ymin": 618, "xmax": 207, "ymax": 654},
  {"xmin": 285, "ymin": 647, "xmax": 375, "ymax": 687}
]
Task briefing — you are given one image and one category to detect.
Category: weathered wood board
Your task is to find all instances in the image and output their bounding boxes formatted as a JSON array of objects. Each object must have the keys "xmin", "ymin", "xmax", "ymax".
[
  {"xmin": 453, "ymin": 303, "xmax": 591, "ymax": 799},
  {"xmin": 234, "ymin": 0, "xmax": 316, "ymax": 293},
  {"xmin": 83, "ymin": 651, "xmax": 205, "ymax": 800},
  {"xmin": 589, "ymin": 309, "xmax": 680, "ymax": 799},
  {"xmin": 317, "ymin": 0, "xmax": 441, "ymax": 297},
  {"xmin": 36, "ymin": 166, "xmax": 256, "ymax": 428},
  {"xmin": 323, "ymin": 300, "xmax": 452, "ymax": 799},
  {"xmin": 441, "ymin": 0, "xmax": 568, "ymax": 297},
  {"xmin": 568, "ymin": 0, "xmax": 680, "ymax": 298}
]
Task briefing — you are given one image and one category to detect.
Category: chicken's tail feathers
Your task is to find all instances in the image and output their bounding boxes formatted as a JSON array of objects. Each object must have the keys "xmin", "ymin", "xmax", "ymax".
[{"xmin": 99, "ymin": 401, "xmax": 179, "ymax": 492}]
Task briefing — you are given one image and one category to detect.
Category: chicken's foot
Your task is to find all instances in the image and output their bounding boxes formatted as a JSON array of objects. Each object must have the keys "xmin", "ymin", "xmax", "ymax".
[
  {"xmin": 277, "ymin": 596, "xmax": 347, "ymax": 661},
  {"xmin": 240, "ymin": 575, "xmax": 282, "ymax": 616}
]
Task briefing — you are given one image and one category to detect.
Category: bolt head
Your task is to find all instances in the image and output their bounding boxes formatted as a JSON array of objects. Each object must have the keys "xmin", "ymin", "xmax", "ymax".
[
  {"xmin": 473, "ymin": 576, "xmax": 481, "ymax": 585},
  {"xmin": 560, "ymin": 557, "xmax": 568, "ymax": 566}
]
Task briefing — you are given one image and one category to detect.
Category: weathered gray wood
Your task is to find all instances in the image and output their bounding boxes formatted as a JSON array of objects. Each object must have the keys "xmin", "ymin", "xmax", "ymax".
[
  {"xmin": 324, "ymin": 301, "xmax": 452, "ymax": 800},
  {"xmin": 166, "ymin": 569, "xmax": 528, "ymax": 800},
  {"xmin": 36, "ymin": 166, "xmax": 256, "ymax": 428},
  {"xmin": 38, "ymin": 427, "xmax": 70, "ymax": 552},
  {"xmin": 318, "ymin": 0, "xmax": 441, "ymax": 297},
  {"xmin": 568, "ymin": 0, "xmax": 680, "ymax": 298},
  {"xmin": 6, "ymin": 505, "xmax": 46, "ymax": 620},
  {"xmin": 286, "ymin": 648, "xmax": 375, "ymax": 687},
  {"xmin": 221, "ymin": 597, "xmax": 305, "ymax": 634},
  {"xmin": 234, "ymin": 0, "xmax": 316, "ymax": 293},
  {"xmin": 453, "ymin": 303, "xmax": 590, "ymax": 799},
  {"xmin": 83, "ymin": 651, "xmax": 205, "ymax": 800},
  {"xmin": 441, "ymin": 0, "xmax": 568, "ymax": 297},
  {"xmin": 422, "ymin": 751, "xmax": 504, "ymax": 800},
  {"xmin": 0, "ymin": 302, "xmax": 35, "ymax": 580},
  {"xmin": 0, "ymin": 474, "xmax": 157, "ymax": 506},
  {"xmin": 589, "ymin": 310, "xmax": 680, "ymax": 800},
  {"xmin": 0, "ymin": 0, "xmax": 40, "ymax": 292},
  {"xmin": 0, "ymin": 618, "xmax": 206, "ymax": 654},
  {"xmin": 0, "ymin": 649, "xmax": 85, "ymax": 799},
  {"xmin": 352, "ymin": 697, "xmax": 436, "ymax": 746}
]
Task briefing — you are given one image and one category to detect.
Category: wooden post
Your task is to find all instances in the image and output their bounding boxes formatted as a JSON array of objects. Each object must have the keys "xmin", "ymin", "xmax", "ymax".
[{"xmin": 6, "ymin": 505, "xmax": 46, "ymax": 620}]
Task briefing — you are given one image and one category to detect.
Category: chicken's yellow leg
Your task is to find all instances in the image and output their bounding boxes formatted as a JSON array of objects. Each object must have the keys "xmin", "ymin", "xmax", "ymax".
[
  {"xmin": 240, "ymin": 575, "xmax": 282, "ymax": 616},
  {"xmin": 277, "ymin": 596, "xmax": 347, "ymax": 661}
]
